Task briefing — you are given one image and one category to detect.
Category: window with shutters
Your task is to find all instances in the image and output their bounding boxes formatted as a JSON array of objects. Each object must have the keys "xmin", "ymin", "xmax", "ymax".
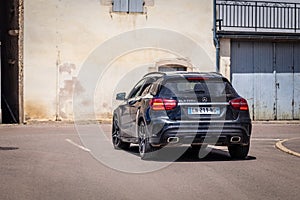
[{"xmin": 112, "ymin": 0, "xmax": 144, "ymax": 13}]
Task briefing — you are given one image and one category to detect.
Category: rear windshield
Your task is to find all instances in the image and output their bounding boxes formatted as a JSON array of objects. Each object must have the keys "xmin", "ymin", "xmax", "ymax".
[{"xmin": 160, "ymin": 78, "xmax": 237, "ymax": 97}]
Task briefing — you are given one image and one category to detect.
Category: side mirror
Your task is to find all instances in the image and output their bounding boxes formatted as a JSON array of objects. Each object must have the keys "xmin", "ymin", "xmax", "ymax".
[{"xmin": 116, "ymin": 92, "xmax": 126, "ymax": 101}]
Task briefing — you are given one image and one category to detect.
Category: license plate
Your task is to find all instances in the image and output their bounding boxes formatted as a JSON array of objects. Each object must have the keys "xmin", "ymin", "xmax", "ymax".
[{"xmin": 188, "ymin": 107, "xmax": 220, "ymax": 115}]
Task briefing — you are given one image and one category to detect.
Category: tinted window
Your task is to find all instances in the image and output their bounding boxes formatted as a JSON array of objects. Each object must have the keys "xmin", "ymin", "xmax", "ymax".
[
  {"xmin": 127, "ymin": 79, "xmax": 146, "ymax": 99},
  {"xmin": 160, "ymin": 78, "xmax": 236, "ymax": 97},
  {"xmin": 141, "ymin": 84, "xmax": 152, "ymax": 96}
]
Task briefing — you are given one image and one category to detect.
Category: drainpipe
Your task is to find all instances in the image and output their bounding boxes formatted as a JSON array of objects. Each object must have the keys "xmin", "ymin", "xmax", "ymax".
[{"xmin": 213, "ymin": 0, "xmax": 220, "ymax": 72}]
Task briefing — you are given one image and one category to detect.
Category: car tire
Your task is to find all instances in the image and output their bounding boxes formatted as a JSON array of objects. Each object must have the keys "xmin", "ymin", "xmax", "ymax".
[
  {"xmin": 228, "ymin": 144, "xmax": 250, "ymax": 160},
  {"xmin": 112, "ymin": 117, "xmax": 130, "ymax": 150},
  {"xmin": 138, "ymin": 121, "xmax": 157, "ymax": 160},
  {"xmin": 191, "ymin": 144, "xmax": 208, "ymax": 152}
]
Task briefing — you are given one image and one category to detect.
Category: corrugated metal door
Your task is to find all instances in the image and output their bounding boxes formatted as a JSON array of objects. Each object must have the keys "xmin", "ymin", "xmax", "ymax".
[
  {"xmin": 231, "ymin": 41, "xmax": 299, "ymax": 120},
  {"xmin": 275, "ymin": 43, "xmax": 294, "ymax": 120},
  {"xmin": 253, "ymin": 42, "xmax": 275, "ymax": 120},
  {"xmin": 231, "ymin": 41, "xmax": 255, "ymax": 119},
  {"xmin": 294, "ymin": 43, "xmax": 300, "ymax": 120},
  {"xmin": 231, "ymin": 41, "xmax": 276, "ymax": 120}
]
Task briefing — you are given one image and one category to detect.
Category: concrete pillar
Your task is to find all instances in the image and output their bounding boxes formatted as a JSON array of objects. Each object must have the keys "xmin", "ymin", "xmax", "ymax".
[{"xmin": 219, "ymin": 38, "xmax": 231, "ymax": 81}]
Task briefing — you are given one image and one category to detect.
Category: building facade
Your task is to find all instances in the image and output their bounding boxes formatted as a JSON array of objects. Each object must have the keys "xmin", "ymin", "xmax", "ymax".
[
  {"xmin": 1, "ymin": 0, "xmax": 215, "ymax": 123},
  {"xmin": 0, "ymin": 0, "xmax": 299, "ymax": 123}
]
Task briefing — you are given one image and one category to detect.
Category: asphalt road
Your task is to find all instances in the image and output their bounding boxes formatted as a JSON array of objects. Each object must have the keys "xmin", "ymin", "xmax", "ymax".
[{"xmin": 0, "ymin": 123, "xmax": 299, "ymax": 200}]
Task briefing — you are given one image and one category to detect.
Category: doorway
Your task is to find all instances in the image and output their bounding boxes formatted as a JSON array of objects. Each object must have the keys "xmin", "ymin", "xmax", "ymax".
[{"xmin": 0, "ymin": 0, "xmax": 23, "ymax": 123}]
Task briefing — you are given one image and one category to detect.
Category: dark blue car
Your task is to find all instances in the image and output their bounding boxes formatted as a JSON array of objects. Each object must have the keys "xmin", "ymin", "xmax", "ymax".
[{"xmin": 112, "ymin": 72, "xmax": 252, "ymax": 160}]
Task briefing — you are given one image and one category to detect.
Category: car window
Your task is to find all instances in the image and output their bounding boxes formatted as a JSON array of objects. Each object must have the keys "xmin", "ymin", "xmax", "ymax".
[
  {"xmin": 141, "ymin": 84, "xmax": 152, "ymax": 96},
  {"xmin": 139, "ymin": 77, "xmax": 157, "ymax": 96},
  {"xmin": 127, "ymin": 79, "xmax": 146, "ymax": 99},
  {"xmin": 160, "ymin": 78, "xmax": 237, "ymax": 97}
]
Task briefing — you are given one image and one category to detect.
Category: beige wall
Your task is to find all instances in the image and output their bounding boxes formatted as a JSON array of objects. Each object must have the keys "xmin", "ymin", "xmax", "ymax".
[{"xmin": 24, "ymin": 0, "xmax": 215, "ymax": 121}]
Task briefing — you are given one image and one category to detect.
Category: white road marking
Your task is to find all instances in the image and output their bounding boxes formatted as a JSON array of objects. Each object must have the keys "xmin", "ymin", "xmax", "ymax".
[
  {"xmin": 251, "ymin": 138, "xmax": 281, "ymax": 141},
  {"xmin": 65, "ymin": 139, "xmax": 91, "ymax": 152}
]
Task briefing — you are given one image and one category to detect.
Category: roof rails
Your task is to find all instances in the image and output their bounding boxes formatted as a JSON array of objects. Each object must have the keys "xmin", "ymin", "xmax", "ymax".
[
  {"xmin": 209, "ymin": 72, "xmax": 223, "ymax": 76},
  {"xmin": 143, "ymin": 71, "xmax": 166, "ymax": 78},
  {"xmin": 143, "ymin": 71, "xmax": 224, "ymax": 78}
]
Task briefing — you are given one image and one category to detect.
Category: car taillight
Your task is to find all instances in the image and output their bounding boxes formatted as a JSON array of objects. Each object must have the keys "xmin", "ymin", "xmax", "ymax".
[
  {"xmin": 186, "ymin": 77, "xmax": 209, "ymax": 81},
  {"xmin": 230, "ymin": 98, "xmax": 249, "ymax": 111},
  {"xmin": 150, "ymin": 98, "xmax": 177, "ymax": 111}
]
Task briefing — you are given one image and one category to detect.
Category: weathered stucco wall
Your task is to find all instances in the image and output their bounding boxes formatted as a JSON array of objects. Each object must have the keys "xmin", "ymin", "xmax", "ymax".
[
  {"xmin": 219, "ymin": 38, "xmax": 231, "ymax": 81},
  {"xmin": 24, "ymin": 0, "xmax": 215, "ymax": 121}
]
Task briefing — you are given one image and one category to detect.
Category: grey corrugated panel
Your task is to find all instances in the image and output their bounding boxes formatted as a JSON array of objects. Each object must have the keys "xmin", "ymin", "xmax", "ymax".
[
  {"xmin": 275, "ymin": 43, "xmax": 294, "ymax": 119},
  {"xmin": 230, "ymin": 40, "xmax": 300, "ymax": 120},
  {"xmin": 252, "ymin": 42, "xmax": 276, "ymax": 120},
  {"xmin": 275, "ymin": 43, "xmax": 294, "ymax": 73},
  {"xmin": 294, "ymin": 43, "xmax": 300, "ymax": 119},
  {"xmin": 231, "ymin": 41, "xmax": 254, "ymax": 73},
  {"xmin": 253, "ymin": 41, "xmax": 275, "ymax": 119},
  {"xmin": 294, "ymin": 43, "xmax": 300, "ymax": 73},
  {"xmin": 276, "ymin": 73, "xmax": 294, "ymax": 119},
  {"xmin": 254, "ymin": 73, "xmax": 276, "ymax": 120},
  {"xmin": 293, "ymin": 43, "xmax": 300, "ymax": 119},
  {"xmin": 253, "ymin": 42, "xmax": 274, "ymax": 73}
]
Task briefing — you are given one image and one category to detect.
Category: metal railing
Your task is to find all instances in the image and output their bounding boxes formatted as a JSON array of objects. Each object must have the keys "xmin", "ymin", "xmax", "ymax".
[{"xmin": 216, "ymin": 0, "xmax": 300, "ymax": 32}]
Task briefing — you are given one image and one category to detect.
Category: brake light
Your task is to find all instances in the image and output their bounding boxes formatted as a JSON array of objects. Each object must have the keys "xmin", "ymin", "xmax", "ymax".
[
  {"xmin": 150, "ymin": 98, "xmax": 177, "ymax": 111},
  {"xmin": 230, "ymin": 98, "xmax": 249, "ymax": 111},
  {"xmin": 187, "ymin": 77, "xmax": 209, "ymax": 81}
]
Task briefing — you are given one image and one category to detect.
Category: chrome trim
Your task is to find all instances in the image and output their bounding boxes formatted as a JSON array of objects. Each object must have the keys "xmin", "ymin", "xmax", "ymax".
[
  {"xmin": 230, "ymin": 136, "xmax": 241, "ymax": 143},
  {"xmin": 162, "ymin": 120, "xmax": 236, "ymax": 123},
  {"xmin": 167, "ymin": 137, "xmax": 179, "ymax": 143},
  {"xmin": 178, "ymin": 102, "xmax": 229, "ymax": 106}
]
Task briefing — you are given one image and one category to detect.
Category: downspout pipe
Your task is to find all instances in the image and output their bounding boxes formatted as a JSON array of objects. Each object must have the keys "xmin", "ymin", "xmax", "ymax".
[{"xmin": 213, "ymin": 0, "xmax": 220, "ymax": 72}]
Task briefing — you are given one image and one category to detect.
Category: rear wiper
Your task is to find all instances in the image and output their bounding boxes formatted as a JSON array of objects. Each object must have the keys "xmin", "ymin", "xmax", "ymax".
[{"xmin": 182, "ymin": 90, "xmax": 205, "ymax": 94}]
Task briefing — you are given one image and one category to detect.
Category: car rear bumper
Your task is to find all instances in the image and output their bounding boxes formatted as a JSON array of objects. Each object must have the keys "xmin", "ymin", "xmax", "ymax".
[{"xmin": 148, "ymin": 119, "xmax": 251, "ymax": 147}]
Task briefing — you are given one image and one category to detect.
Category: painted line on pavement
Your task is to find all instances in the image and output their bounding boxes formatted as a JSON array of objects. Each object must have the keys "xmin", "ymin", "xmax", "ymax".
[
  {"xmin": 251, "ymin": 138, "xmax": 281, "ymax": 141},
  {"xmin": 65, "ymin": 139, "xmax": 91, "ymax": 152},
  {"xmin": 275, "ymin": 138, "xmax": 300, "ymax": 158}
]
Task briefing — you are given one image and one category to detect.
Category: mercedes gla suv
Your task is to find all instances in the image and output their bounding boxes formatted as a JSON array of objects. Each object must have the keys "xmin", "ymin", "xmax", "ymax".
[{"xmin": 112, "ymin": 72, "xmax": 252, "ymax": 160}]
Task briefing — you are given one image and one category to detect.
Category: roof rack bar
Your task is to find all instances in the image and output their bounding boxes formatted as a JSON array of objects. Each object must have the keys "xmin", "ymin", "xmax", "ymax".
[
  {"xmin": 143, "ymin": 72, "xmax": 166, "ymax": 78},
  {"xmin": 209, "ymin": 72, "xmax": 222, "ymax": 76}
]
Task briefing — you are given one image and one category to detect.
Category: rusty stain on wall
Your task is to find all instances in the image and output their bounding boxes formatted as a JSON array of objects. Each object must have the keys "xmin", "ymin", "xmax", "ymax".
[
  {"xmin": 59, "ymin": 62, "xmax": 76, "ymax": 74},
  {"xmin": 58, "ymin": 62, "xmax": 84, "ymax": 119},
  {"xmin": 25, "ymin": 101, "xmax": 48, "ymax": 120}
]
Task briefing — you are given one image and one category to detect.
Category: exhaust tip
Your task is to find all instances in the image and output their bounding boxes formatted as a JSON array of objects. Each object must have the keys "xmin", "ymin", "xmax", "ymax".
[
  {"xmin": 230, "ymin": 136, "xmax": 241, "ymax": 143},
  {"xmin": 167, "ymin": 137, "xmax": 179, "ymax": 144}
]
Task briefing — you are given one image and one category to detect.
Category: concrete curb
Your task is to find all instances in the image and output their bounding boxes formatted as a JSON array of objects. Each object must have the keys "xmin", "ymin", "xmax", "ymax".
[
  {"xmin": 275, "ymin": 138, "xmax": 300, "ymax": 158},
  {"xmin": 253, "ymin": 120, "xmax": 300, "ymax": 124}
]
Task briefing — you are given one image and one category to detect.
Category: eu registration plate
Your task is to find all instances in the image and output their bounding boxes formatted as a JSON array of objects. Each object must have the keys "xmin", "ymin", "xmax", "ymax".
[{"xmin": 188, "ymin": 107, "xmax": 220, "ymax": 115}]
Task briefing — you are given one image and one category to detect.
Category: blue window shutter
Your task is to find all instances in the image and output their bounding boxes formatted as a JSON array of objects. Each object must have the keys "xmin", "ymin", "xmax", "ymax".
[
  {"xmin": 113, "ymin": 0, "xmax": 129, "ymax": 12},
  {"xmin": 129, "ymin": 0, "xmax": 144, "ymax": 13}
]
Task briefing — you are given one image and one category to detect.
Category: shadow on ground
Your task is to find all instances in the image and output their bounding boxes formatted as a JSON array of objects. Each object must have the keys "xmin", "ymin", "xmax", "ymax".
[
  {"xmin": 0, "ymin": 146, "xmax": 19, "ymax": 151},
  {"xmin": 125, "ymin": 146, "xmax": 256, "ymax": 162}
]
